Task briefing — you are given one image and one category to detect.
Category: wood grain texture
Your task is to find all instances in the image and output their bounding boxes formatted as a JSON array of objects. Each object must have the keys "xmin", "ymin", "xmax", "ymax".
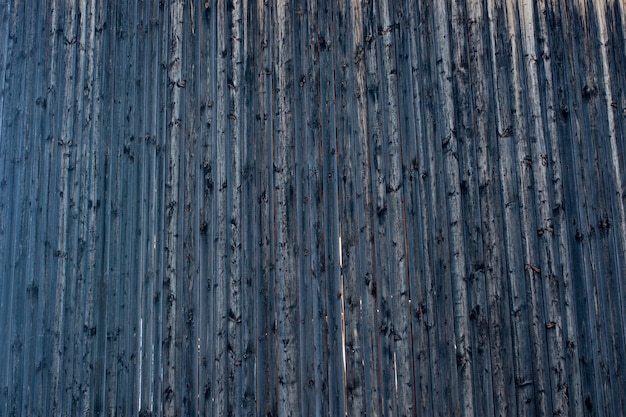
[{"xmin": 1, "ymin": 0, "xmax": 625, "ymax": 416}]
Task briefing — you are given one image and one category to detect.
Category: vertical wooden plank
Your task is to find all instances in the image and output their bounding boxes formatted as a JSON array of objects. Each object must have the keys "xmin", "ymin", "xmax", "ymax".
[
  {"xmin": 363, "ymin": 1, "xmax": 398, "ymax": 414},
  {"xmin": 42, "ymin": 0, "xmax": 64, "ymax": 410},
  {"xmin": 491, "ymin": 2, "xmax": 536, "ymax": 415},
  {"xmin": 71, "ymin": 0, "xmax": 94, "ymax": 414},
  {"xmin": 429, "ymin": 2, "xmax": 464, "ymax": 415},
  {"xmin": 196, "ymin": 1, "xmax": 208, "ymax": 412},
  {"xmin": 302, "ymin": 1, "xmax": 331, "ymax": 415},
  {"xmin": 473, "ymin": 0, "xmax": 518, "ymax": 415},
  {"xmin": 390, "ymin": 3, "xmax": 424, "ymax": 414},
  {"xmin": 15, "ymin": 1, "xmax": 35, "ymax": 412},
  {"xmin": 253, "ymin": 0, "xmax": 277, "ymax": 414},
  {"xmin": 450, "ymin": 1, "xmax": 499, "ymax": 415},
  {"xmin": 81, "ymin": 1, "xmax": 104, "ymax": 414},
  {"xmin": 91, "ymin": 1, "xmax": 110, "ymax": 414},
  {"xmin": 273, "ymin": 1, "xmax": 302, "ymax": 415},
  {"xmin": 213, "ymin": 0, "xmax": 230, "ymax": 414},
  {"xmin": 448, "ymin": 1, "xmax": 490, "ymax": 416},
  {"xmin": 162, "ymin": 1, "xmax": 183, "ymax": 415},
  {"xmin": 510, "ymin": 13, "xmax": 552, "ymax": 411},
  {"xmin": 51, "ymin": 0, "xmax": 79, "ymax": 413},
  {"xmin": 359, "ymin": 1, "xmax": 392, "ymax": 414},
  {"xmin": 578, "ymin": 3, "xmax": 621, "ymax": 414},
  {"xmin": 198, "ymin": 0, "xmax": 219, "ymax": 414},
  {"xmin": 240, "ymin": 2, "xmax": 259, "ymax": 414},
  {"xmin": 529, "ymin": 2, "xmax": 581, "ymax": 416},
  {"xmin": 603, "ymin": 0, "xmax": 626, "ymax": 335},
  {"xmin": 377, "ymin": 1, "xmax": 416, "ymax": 415},
  {"xmin": 156, "ymin": 1, "xmax": 171, "ymax": 411},
  {"xmin": 178, "ymin": 0, "xmax": 199, "ymax": 415},
  {"xmin": 13, "ymin": 2, "xmax": 46, "ymax": 416},
  {"xmin": 401, "ymin": 2, "xmax": 437, "ymax": 415},
  {"xmin": 317, "ymin": 1, "xmax": 345, "ymax": 415},
  {"xmin": 7, "ymin": 2, "xmax": 45, "ymax": 414},
  {"xmin": 370, "ymin": 2, "xmax": 397, "ymax": 416},
  {"xmin": 5, "ymin": 1, "xmax": 30, "ymax": 415},
  {"xmin": 135, "ymin": 0, "xmax": 151, "ymax": 413},
  {"xmin": 544, "ymin": 6, "xmax": 585, "ymax": 415},
  {"xmin": 349, "ymin": 0, "xmax": 385, "ymax": 415},
  {"xmin": 64, "ymin": 0, "xmax": 96, "ymax": 414},
  {"xmin": 95, "ymin": 2, "xmax": 118, "ymax": 414},
  {"xmin": 148, "ymin": 2, "xmax": 170, "ymax": 415},
  {"xmin": 0, "ymin": 0, "xmax": 9, "ymax": 130},
  {"xmin": 138, "ymin": 1, "xmax": 164, "ymax": 414},
  {"xmin": 516, "ymin": 3, "xmax": 565, "ymax": 416},
  {"xmin": 0, "ymin": 15, "xmax": 11, "ymax": 403},
  {"xmin": 559, "ymin": 2, "xmax": 607, "ymax": 415},
  {"xmin": 116, "ymin": 2, "xmax": 141, "ymax": 414},
  {"xmin": 590, "ymin": 4, "xmax": 626, "ymax": 414},
  {"xmin": 108, "ymin": 2, "xmax": 135, "ymax": 413},
  {"xmin": 128, "ymin": 2, "xmax": 143, "ymax": 411},
  {"xmin": 227, "ymin": 0, "xmax": 244, "ymax": 414},
  {"xmin": 334, "ymin": 0, "xmax": 366, "ymax": 415},
  {"xmin": 22, "ymin": 2, "xmax": 53, "ymax": 415},
  {"xmin": 409, "ymin": 2, "xmax": 447, "ymax": 414},
  {"xmin": 291, "ymin": 0, "xmax": 316, "ymax": 414}
]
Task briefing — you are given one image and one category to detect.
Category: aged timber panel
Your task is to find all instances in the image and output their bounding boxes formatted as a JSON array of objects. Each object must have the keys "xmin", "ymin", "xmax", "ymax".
[{"xmin": 0, "ymin": 0, "xmax": 625, "ymax": 416}]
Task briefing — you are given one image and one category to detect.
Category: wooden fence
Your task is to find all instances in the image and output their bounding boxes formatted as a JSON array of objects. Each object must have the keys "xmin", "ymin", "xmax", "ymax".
[{"xmin": 1, "ymin": 0, "xmax": 625, "ymax": 416}]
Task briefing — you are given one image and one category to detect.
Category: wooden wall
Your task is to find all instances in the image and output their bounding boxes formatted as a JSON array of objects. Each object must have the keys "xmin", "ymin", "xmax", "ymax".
[{"xmin": 1, "ymin": 0, "xmax": 625, "ymax": 416}]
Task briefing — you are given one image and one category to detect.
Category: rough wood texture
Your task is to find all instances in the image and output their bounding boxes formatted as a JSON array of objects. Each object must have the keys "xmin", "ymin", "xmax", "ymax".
[{"xmin": 1, "ymin": 0, "xmax": 625, "ymax": 416}]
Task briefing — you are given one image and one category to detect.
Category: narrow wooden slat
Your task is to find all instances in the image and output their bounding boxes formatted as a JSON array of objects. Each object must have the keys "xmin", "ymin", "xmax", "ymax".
[
  {"xmin": 375, "ymin": 1, "xmax": 415, "ymax": 415},
  {"xmin": 301, "ymin": 1, "xmax": 330, "ymax": 415},
  {"xmin": 198, "ymin": 0, "xmax": 219, "ymax": 415},
  {"xmin": 470, "ymin": 1, "xmax": 516, "ymax": 415},
  {"xmin": 350, "ymin": 1, "xmax": 385, "ymax": 415},
  {"xmin": 577, "ymin": 4, "xmax": 620, "ymax": 413},
  {"xmin": 273, "ymin": 2, "xmax": 302, "ymax": 416},
  {"xmin": 178, "ymin": 1, "xmax": 199, "ymax": 415},
  {"xmin": 72, "ymin": 1, "xmax": 99, "ymax": 415},
  {"xmin": 333, "ymin": 0, "xmax": 365, "ymax": 415},
  {"xmin": 162, "ymin": 1, "xmax": 183, "ymax": 415},
  {"xmin": 0, "ymin": 17, "xmax": 11, "ymax": 400},
  {"xmin": 411, "ymin": 3, "xmax": 444, "ymax": 414},
  {"xmin": 291, "ymin": 0, "xmax": 316, "ymax": 414},
  {"xmin": 117, "ymin": 2, "xmax": 141, "ymax": 414},
  {"xmin": 239, "ymin": 3, "xmax": 258, "ymax": 414},
  {"xmin": 592, "ymin": 4, "xmax": 626, "ymax": 414},
  {"xmin": 134, "ymin": 1, "xmax": 151, "ymax": 414},
  {"xmin": 51, "ymin": 0, "xmax": 80, "ymax": 414},
  {"xmin": 317, "ymin": 2, "xmax": 344, "ymax": 415},
  {"xmin": 545, "ymin": 5, "xmax": 585, "ymax": 414},
  {"xmin": 90, "ymin": 1, "xmax": 109, "ymax": 413},
  {"xmin": 253, "ymin": 0, "xmax": 278, "ymax": 414},
  {"xmin": 212, "ymin": 0, "xmax": 230, "ymax": 415},
  {"xmin": 227, "ymin": 1, "xmax": 245, "ymax": 415},
  {"xmin": 430, "ymin": 2, "xmax": 463, "ymax": 415},
  {"xmin": 391, "ymin": 4, "xmax": 426, "ymax": 413},
  {"xmin": 138, "ymin": 1, "xmax": 163, "ymax": 414},
  {"xmin": 402, "ymin": 2, "xmax": 436, "ymax": 415},
  {"xmin": 562, "ymin": 1, "xmax": 609, "ymax": 415},
  {"xmin": 6, "ymin": 2, "xmax": 32, "ymax": 415},
  {"xmin": 359, "ymin": 1, "xmax": 391, "ymax": 414},
  {"xmin": 83, "ymin": 0, "xmax": 102, "ymax": 411},
  {"xmin": 18, "ymin": 3, "xmax": 39, "ymax": 414},
  {"xmin": 449, "ymin": 2, "xmax": 490, "ymax": 416},
  {"xmin": 23, "ymin": 3, "xmax": 53, "ymax": 415},
  {"xmin": 64, "ymin": 0, "xmax": 93, "ymax": 414}
]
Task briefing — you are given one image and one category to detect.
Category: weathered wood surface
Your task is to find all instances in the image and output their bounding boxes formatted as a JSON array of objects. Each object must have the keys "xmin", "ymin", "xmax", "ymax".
[{"xmin": 1, "ymin": 0, "xmax": 625, "ymax": 416}]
